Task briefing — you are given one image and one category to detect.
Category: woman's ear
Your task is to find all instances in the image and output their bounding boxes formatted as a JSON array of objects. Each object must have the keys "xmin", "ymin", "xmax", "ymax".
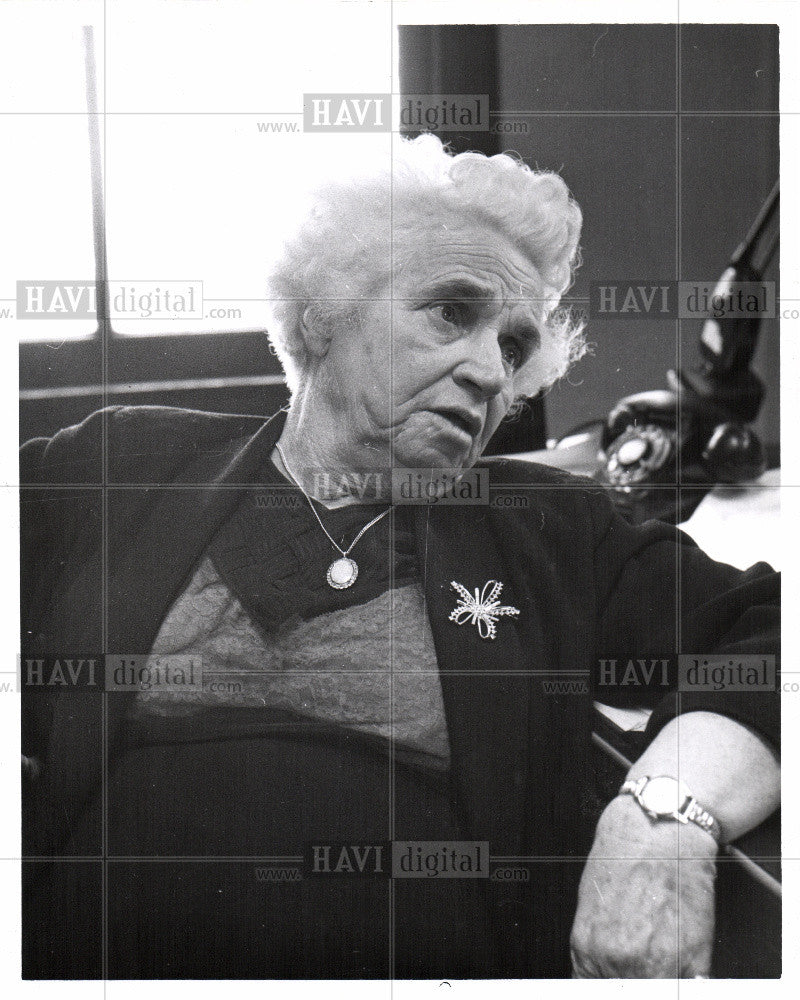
[{"xmin": 300, "ymin": 305, "xmax": 333, "ymax": 359}]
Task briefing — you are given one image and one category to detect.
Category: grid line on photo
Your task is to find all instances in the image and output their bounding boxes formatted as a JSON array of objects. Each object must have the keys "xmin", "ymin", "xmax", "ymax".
[
  {"xmin": 676, "ymin": 18, "xmax": 686, "ymax": 986},
  {"xmin": 14, "ymin": 481, "xmax": 791, "ymax": 490},
  {"xmin": 14, "ymin": 852, "xmax": 786, "ymax": 863},
  {"xmin": 96, "ymin": 10, "xmax": 110, "ymax": 988},
  {"xmin": 0, "ymin": 110, "xmax": 788, "ymax": 115},
  {"xmin": 388, "ymin": 10, "xmax": 396, "ymax": 981}
]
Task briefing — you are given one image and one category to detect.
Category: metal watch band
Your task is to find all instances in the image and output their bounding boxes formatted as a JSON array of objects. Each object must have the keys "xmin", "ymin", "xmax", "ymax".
[
  {"xmin": 620, "ymin": 777, "xmax": 643, "ymax": 797},
  {"xmin": 619, "ymin": 776, "xmax": 723, "ymax": 845},
  {"xmin": 681, "ymin": 798, "xmax": 723, "ymax": 843}
]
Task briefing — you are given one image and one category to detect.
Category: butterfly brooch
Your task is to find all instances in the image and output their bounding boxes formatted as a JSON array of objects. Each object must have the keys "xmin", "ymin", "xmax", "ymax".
[{"xmin": 448, "ymin": 580, "xmax": 520, "ymax": 640}]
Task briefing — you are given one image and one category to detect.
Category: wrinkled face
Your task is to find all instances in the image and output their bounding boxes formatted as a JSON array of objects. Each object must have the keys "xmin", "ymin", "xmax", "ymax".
[{"xmin": 316, "ymin": 221, "xmax": 547, "ymax": 473}]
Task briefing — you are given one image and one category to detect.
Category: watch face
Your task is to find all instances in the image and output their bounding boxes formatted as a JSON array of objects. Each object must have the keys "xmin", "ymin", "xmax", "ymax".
[{"xmin": 639, "ymin": 776, "xmax": 686, "ymax": 815}]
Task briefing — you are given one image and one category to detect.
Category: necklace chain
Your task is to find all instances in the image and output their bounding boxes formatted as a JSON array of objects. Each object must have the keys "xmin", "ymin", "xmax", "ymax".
[{"xmin": 275, "ymin": 441, "xmax": 390, "ymax": 558}]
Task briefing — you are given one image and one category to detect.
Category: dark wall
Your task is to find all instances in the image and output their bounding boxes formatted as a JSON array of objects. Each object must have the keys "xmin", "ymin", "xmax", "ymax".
[{"xmin": 495, "ymin": 24, "xmax": 779, "ymax": 445}]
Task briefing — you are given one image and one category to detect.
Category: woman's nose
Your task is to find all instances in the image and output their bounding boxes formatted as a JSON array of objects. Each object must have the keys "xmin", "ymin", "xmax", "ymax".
[{"xmin": 453, "ymin": 330, "xmax": 507, "ymax": 399}]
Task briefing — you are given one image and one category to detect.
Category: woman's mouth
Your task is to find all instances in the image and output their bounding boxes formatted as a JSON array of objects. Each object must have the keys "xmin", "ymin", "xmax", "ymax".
[{"xmin": 431, "ymin": 408, "xmax": 482, "ymax": 439}]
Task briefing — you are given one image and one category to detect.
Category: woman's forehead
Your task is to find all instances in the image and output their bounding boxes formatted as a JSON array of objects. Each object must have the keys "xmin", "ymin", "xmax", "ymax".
[{"xmin": 392, "ymin": 230, "xmax": 543, "ymax": 305}]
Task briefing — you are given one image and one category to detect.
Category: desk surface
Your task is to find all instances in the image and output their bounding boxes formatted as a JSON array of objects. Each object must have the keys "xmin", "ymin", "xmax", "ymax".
[
  {"xmin": 680, "ymin": 467, "xmax": 781, "ymax": 569},
  {"xmin": 511, "ymin": 435, "xmax": 781, "ymax": 570}
]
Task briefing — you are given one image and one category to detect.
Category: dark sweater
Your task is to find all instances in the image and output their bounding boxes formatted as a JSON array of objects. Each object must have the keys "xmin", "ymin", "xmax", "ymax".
[{"xmin": 20, "ymin": 405, "xmax": 780, "ymax": 978}]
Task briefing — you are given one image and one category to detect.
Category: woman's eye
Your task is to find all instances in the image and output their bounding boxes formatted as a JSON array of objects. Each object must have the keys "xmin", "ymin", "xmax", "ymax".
[
  {"xmin": 431, "ymin": 302, "xmax": 462, "ymax": 325},
  {"xmin": 500, "ymin": 338, "xmax": 523, "ymax": 371}
]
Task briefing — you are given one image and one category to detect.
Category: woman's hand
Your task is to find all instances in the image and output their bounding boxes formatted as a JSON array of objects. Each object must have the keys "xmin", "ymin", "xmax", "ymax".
[{"xmin": 570, "ymin": 794, "xmax": 717, "ymax": 978}]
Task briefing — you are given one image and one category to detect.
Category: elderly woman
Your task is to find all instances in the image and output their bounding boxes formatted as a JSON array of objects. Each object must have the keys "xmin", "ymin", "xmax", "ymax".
[{"xmin": 21, "ymin": 135, "xmax": 779, "ymax": 980}]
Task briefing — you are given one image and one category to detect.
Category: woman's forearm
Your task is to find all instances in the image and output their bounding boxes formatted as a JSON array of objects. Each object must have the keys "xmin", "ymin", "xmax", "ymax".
[{"xmin": 625, "ymin": 710, "xmax": 780, "ymax": 843}]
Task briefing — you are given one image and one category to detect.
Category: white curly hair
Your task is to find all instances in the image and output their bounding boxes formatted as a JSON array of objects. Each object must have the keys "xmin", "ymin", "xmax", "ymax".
[{"xmin": 265, "ymin": 134, "xmax": 585, "ymax": 398}]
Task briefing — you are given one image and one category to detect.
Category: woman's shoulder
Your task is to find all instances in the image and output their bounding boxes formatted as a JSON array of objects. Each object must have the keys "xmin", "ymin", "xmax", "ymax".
[
  {"xmin": 477, "ymin": 454, "xmax": 611, "ymax": 535},
  {"xmin": 107, "ymin": 403, "xmax": 269, "ymax": 446},
  {"xmin": 479, "ymin": 453, "xmax": 599, "ymax": 492},
  {"xmin": 21, "ymin": 404, "xmax": 273, "ymax": 486}
]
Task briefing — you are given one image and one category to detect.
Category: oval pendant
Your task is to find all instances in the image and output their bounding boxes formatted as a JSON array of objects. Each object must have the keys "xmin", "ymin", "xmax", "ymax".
[{"xmin": 327, "ymin": 556, "xmax": 359, "ymax": 590}]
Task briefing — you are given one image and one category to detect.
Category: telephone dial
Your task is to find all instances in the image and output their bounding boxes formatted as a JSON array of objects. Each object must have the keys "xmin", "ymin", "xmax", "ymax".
[{"xmin": 598, "ymin": 384, "xmax": 767, "ymax": 523}]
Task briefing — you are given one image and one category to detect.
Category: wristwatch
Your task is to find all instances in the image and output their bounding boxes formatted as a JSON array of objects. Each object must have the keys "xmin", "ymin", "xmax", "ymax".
[{"xmin": 619, "ymin": 775, "xmax": 724, "ymax": 845}]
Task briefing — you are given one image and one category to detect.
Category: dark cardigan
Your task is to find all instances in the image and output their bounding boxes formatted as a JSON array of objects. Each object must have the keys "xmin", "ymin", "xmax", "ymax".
[{"xmin": 20, "ymin": 405, "xmax": 780, "ymax": 976}]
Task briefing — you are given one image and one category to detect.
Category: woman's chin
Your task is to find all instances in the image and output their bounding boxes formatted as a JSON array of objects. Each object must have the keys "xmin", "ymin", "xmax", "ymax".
[
  {"xmin": 389, "ymin": 412, "xmax": 486, "ymax": 471},
  {"xmin": 392, "ymin": 442, "xmax": 474, "ymax": 472}
]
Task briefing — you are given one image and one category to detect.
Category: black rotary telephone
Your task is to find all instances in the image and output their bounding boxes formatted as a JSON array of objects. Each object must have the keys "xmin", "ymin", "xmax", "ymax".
[{"xmin": 596, "ymin": 182, "xmax": 778, "ymax": 524}]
